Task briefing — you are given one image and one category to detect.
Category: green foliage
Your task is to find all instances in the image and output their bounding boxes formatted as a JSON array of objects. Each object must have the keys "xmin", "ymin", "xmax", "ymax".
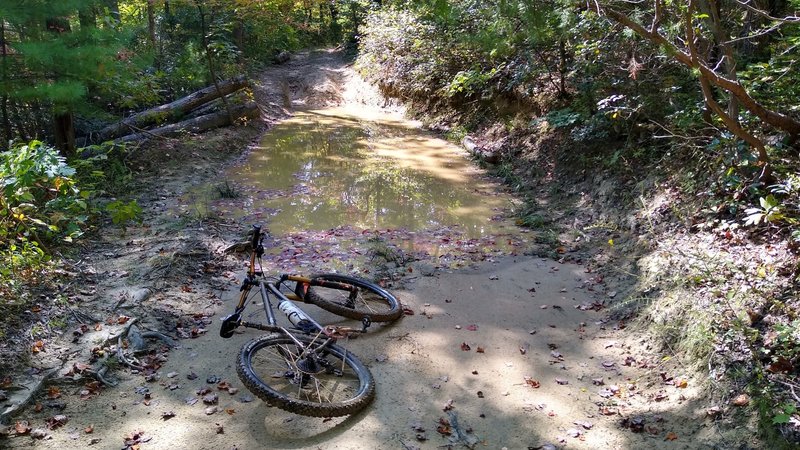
[
  {"xmin": 535, "ymin": 108, "xmax": 582, "ymax": 129},
  {"xmin": 105, "ymin": 199, "xmax": 143, "ymax": 226},
  {"xmin": 0, "ymin": 140, "xmax": 86, "ymax": 301},
  {"xmin": 446, "ymin": 68, "xmax": 497, "ymax": 97},
  {"xmin": 0, "ymin": 141, "xmax": 88, "ymax": 243},
  {"xmin": 773, "ymin": 403, "xmax": 798, "ymax": 425},
  {"xmin": 70, "ymin": 145, "xmax": 135, "ymax": 197},
  {"xmin": 744, "ymin": 195, "xmax": 785, "ymax": 226}
]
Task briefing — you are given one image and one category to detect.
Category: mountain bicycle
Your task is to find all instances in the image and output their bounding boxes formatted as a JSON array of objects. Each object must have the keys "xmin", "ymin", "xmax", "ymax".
[{"xmin": 219, "ymin": 225, "xmax": 402, "ymax": 417}]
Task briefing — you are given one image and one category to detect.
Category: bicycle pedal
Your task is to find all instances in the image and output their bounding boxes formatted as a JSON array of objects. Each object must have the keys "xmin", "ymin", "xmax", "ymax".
[{"xmin": 219, "ymin": 313, "xmax": 241, "ymax": 338}]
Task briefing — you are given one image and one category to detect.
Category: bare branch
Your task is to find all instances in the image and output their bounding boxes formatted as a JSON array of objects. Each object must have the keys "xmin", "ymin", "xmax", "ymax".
[
  {"xmin": 735, "ymin": 0, "xmax": 800, "ymax": 23},
  {"xmin": 598, "ymin": 4, "xmax": 800, "ymax": 137},
  {"xmin": 686, "ymin": 0, "xmax": 769, "ymax": 167}
]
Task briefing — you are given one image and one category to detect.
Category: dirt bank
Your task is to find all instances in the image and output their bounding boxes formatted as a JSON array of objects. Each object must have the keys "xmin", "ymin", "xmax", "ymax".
[{"xmin": 1, "ymin": 49, "xmax": 754, "ymax": 449}]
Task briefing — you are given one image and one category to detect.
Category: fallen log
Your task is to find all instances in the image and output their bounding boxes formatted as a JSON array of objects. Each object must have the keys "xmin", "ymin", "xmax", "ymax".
[
  {"xmin": 97, "ymin": 76, "xmax": 250, "ymax": 141},
  {"xmin": 114, "ymin": 101, "xmax": 259, "ymax": 143}
]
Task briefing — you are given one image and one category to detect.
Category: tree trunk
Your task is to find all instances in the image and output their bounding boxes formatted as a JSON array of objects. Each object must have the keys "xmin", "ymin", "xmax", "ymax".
[
  {"xmin": 53, "ymin": 112, "xmax": 76, "ymax": 155},
  {"xmin": 96, "ymin": 76, "xmax": 250, "ymax": 141},
  {"xmin": 196, "ymin": 2, "xmax": 234, "ymax": 125},
  {"xmin": 46, "ymin": 17, "xmax": 75, "ymax": 155},
  {"xmin": 79, "ymin": 2, "xmax": 97, "ymax": 30},
  {"xmin": 114, "ymin": 102, "xmax": 259, "ymax": 144},
  {"xmin": 147, "ymin": 0, "xmax": 157, "ymax": 48},
  {"xmin": 0, "ymin": 21, "xmax": 11, "ymax": 144}
]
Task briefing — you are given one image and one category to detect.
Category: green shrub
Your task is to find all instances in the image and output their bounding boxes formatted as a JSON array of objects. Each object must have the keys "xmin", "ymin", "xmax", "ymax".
[
  {"xmin": 0, "ymin": 140, "xmax": 88, "ymax": 301},
  {"xmin": 105, "ymin": 199, "xmax": 143, "ymax": 226},
  {"xmin": 0, "ymin": 140, "xmax": 88, "ymax": 243}
]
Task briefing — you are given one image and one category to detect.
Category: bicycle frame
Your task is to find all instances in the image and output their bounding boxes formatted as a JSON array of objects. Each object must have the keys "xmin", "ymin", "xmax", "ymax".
[{"xmin": 220, "ymin": 225, "xmax": 369, "ymax": 341}]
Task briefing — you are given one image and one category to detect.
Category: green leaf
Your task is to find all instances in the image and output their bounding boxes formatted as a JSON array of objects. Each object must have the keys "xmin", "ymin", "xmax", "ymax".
[{"xmin": 773, "ymin": 413, "xmax": 791, "ymax": 424}]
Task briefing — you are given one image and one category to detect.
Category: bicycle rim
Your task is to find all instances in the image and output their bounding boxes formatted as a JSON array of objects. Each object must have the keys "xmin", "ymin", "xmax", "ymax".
[
  {"xmin": 237, "ymin": 334, "xmax": 375, "ymax": 417},
  {"xmin": 306, "ymin": 274, "xmax": 402, "ymax": 322}
]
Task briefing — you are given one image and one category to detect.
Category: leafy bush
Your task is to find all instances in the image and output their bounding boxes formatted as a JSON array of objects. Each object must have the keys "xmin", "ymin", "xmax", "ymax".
[
  {"xmin": 0, "ymin": 141, "xmax": 89, "ymax": 301},
  {"xmin": 105, "ymin": 199, "xmax": 143, "ymax": 226},
  {"xmin": 0, "ymin": 141, "xmax": 88, "ymax": 243}
]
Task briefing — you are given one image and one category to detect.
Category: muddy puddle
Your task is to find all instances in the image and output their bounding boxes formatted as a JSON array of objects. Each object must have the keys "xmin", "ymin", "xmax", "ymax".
[{"xmin": 184, "ymin": 105, "xmax": 530, "ymax": 271}]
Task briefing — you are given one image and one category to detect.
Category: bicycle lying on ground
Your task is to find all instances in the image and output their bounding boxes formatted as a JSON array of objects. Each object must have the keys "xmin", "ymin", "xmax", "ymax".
[{"xmin": 219, "ymin": 225, "xmax": 402, "ymax": 416}]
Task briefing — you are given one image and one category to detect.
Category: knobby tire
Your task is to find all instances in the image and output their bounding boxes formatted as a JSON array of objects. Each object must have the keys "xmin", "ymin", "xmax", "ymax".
[
  {"xmin": 237, "ymin": 334, "xmax": 375, "ymax": 417},
  {"xmin": 306, "ymin": 274, "xmax": 402, "ymax": 322}
]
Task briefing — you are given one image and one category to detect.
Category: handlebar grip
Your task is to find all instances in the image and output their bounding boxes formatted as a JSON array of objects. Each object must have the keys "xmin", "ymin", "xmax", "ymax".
[{"xmin": 251, "ymin": 225, "xmax": 262, "ymax": 249}]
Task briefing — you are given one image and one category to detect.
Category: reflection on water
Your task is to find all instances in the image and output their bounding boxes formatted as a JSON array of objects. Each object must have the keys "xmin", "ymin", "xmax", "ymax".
[{"xmin": 225, "ymin": 106, "xmax": 517, "ymax": 238}]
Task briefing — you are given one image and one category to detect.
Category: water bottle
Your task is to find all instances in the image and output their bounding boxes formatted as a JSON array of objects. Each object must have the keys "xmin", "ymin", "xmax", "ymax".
[{"xmin": 278, "ymin": 301, "xmax": 312, "ymax": 328}]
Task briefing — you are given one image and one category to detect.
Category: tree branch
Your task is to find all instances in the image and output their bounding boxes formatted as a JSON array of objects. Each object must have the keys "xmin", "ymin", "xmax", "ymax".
[{"xmin": 598, "ymin": 4, "xmax": 800, "ymax": 137}]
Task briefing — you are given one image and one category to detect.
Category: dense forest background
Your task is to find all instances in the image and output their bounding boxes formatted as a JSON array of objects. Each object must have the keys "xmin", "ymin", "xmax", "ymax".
[{"xmin": 2, "ymin": 0, "xmax": 800, "ymax": 445}]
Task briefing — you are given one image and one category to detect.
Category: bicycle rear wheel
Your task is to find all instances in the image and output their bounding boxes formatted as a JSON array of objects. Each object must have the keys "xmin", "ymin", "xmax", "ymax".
[
  {"xmin": 306, "ymin": 274, "xmax": 402, "ymax": 322},
  {"xmin": 237, "ymin": 334, "xmax": 375, "ymax": 417}
]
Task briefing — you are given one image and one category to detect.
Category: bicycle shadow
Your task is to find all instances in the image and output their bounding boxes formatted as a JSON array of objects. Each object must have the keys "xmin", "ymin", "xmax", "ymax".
[{"xmin": 244, "ymin": 401, "xmax": 373, "ymax": 448}]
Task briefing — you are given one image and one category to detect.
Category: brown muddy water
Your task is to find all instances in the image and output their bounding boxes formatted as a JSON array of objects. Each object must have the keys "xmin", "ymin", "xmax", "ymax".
[
  {"xmin": 232, "ymin": 107, "xmax": 515, "ymax": 234},
  {"xmin": 187, "ymin": 105, "xmax": 530, "ymax": 270}
]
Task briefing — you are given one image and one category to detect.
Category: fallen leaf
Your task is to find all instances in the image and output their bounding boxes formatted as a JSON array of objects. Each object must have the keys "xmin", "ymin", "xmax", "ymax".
[
  {"xmin": 85, "ymin": 425, "xmax": 94, "ymax": 434},
  {"xmin": 599, "ymin": 406, "xmax": 617, "ymax": 415},
  {"xmin": 665, "ymin": 432, "xmax": 678, "ymax": 441},
  {"xmin": 676, "ymin": 379, "xmax": 688, "ymax": 389},
  {"xmin": 460, "ymin": 342, "xmax": 471, "ymax": 351},
  {"xmin": 476, "ymin": 347, "xmax": 485, "ymax": 353},
  {"xmin": 466, "ymin": 324, "xmax": 479, "ymax": 331},
  {"xmin": 732, "ymin": 394, "xmax": 749, "ymax": 406},
  {"xmin": 117, "ymin": 315, "xmax": 130, "ymax": 324},
  {"xmin": 524, "ymin": 377, "xmax": 541, "ymax": 388},
  {"xmin": 598, "ymin": 388, "xmax": 614, "ymax": 398},
  {"xmin": 436, "ymin": 417, "xmax": 452, "ymax": 435},
  {"xmin": 225, "ymin": 408, "xmax": 236, "ymax": 415},
  {"xmin": 30, "ymin": 428, "xmax": 48, "ymax": 439},
  {"xmin": 46, "ymin": 415, "xmax": 68, "ymax": 429},
  {"xmin": 15, "ymin": 420, "xmax": 31, "ymax": 435},
  {"xmin": 47, "ymin": 386, "xmax": 61, "ymax": 399}
]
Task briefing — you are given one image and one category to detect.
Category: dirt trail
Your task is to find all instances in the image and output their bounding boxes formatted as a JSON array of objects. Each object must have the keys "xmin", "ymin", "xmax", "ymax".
[{"xmin": 1, "ymin": 49, "xmax": 750, "ymax": 450}]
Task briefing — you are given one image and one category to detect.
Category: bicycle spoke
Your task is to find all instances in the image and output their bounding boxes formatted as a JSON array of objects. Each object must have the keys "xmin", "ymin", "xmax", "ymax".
[{"xmin": 249, "ymin": 338, "xmax": 361, "ymax": 406}]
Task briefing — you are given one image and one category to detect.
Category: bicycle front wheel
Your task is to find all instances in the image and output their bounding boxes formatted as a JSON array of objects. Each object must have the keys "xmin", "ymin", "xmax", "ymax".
[
  {"xmin": 306, "ymin": 274, "xmax": 402, "ymax": 322},
  {"xmin": 237, "ymin": 334, "xmax": 375, "ymax": 417}
]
